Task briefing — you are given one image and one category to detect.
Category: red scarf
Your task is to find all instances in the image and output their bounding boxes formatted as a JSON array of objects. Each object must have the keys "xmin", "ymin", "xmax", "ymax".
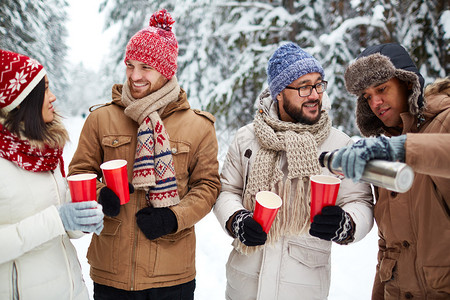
[{"xmin": 0, "ymin": 124, "xmax": 65, "ymax": 177}]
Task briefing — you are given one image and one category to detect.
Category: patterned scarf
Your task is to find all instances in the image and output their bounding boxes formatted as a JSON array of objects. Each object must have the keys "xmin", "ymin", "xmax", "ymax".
[
  {"xmin": 122, "ymin": 77, "xmax": 180, "ymax": 208},
  {"xmin": 0, "ymin": 123, "xmax": 65, "ymax": 176},
  {"xmin": 234, "ymin": 91, "xmax": 331, "ymax": 254}
]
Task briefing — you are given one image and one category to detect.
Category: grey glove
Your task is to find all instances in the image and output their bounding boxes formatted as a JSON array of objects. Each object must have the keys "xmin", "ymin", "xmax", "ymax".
[
  {"xmin": 331, "ymin": 135, "xmax": 406, "ymax": 181},
  {"xmin": 58, "ymin": 201, "xmax": 104, "ymax": 235}
]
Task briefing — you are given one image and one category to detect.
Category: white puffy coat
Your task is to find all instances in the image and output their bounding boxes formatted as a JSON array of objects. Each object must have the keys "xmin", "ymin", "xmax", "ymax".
[
  {"xmin": 0, "ymin": 158, "xmax": 89, "ymax": 300},
  {"xmin": 214, "ymin": 97, "xmax": 374, "ymax": 300}
]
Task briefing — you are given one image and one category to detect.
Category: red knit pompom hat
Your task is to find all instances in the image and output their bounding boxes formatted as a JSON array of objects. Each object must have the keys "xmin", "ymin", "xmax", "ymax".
[
  {"xmin": 124, "ymin": 9, "xmax": 178, "ymax": 80},
  {"xmin": 0, "ymin": 49, "xmax": 46, "ymax": 112}
]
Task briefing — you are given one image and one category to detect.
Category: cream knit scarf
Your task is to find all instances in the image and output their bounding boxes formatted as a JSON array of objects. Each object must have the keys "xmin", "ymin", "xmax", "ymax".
[
  {"xmin": 235, "ymin": 108, "xmax": 331, "ymax": 254},
  {"xmin": 122, "ymin": 76, "xmax": 180, "ymax": 208}
]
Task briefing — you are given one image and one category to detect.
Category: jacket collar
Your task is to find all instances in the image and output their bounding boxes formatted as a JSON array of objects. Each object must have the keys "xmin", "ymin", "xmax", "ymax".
[
  {"xmin": 384, "ymin": 86, "xmax": 450, "ymax": 136},
  {"xmin": 111, "ymin": 83, "xmax": 190, "ymax": 119}
]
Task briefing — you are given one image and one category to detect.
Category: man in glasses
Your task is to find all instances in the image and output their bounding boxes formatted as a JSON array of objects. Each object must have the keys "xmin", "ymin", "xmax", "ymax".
[{"xmin": 214, "ymin": 42, "xmax": 374, "ymax": 299}]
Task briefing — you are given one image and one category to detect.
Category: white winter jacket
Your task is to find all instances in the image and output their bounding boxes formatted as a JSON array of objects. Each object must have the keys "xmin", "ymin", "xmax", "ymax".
[
  {"xmin": 214, "ymin": 94, "xmax": 374, "ymax": 300},
  {"xmin": 0, "ymin": 158, "xmax": 89, "ymax": 300}
]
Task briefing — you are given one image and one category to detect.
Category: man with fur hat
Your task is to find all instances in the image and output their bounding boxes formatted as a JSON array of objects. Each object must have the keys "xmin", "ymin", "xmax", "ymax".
[
  {"xmin": 331, "ymin": 43, "xmax": 450, "ymax": 299},
  {"xmin": 69, "ymin": 9, "xmax": 220, "ymax": 299},
  {"xmin": 213, "ymin": 42, "xmax": 374, "ymax": 299}
]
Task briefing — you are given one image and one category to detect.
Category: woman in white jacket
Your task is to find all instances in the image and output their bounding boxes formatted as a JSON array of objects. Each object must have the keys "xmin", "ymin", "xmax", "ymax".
[
  {"xmin": 214, "ymin": 43, "xmax": 374, "ymax": 300},
  {"xmin": 0, "ymin": 49, "xmax": 103, "ymax": 300}
]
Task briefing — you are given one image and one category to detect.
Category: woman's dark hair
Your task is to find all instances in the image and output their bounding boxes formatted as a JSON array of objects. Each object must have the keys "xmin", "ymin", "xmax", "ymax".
[{"xmin": 4, "ymin": 77, "xmax": 49, "ymax": 141}]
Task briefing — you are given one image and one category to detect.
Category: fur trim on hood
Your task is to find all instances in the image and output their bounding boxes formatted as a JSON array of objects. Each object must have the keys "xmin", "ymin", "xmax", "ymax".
[
  {"xmin": 344, "ymin": 43, "xmax": 425, "ymax": 137},
  {"xmin": 0, "ymin": 113, "xmax": 69, "ymax": 149}
]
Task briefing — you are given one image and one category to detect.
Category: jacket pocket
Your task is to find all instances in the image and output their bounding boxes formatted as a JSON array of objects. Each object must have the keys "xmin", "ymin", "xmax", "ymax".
[
  {"xmin": 288, "ymin": 241, "xmax": 329, "ymax": 268},
  {"xmin": 284, "ymin": 241, "xmax": 331, "ymax": 299},
  {"xmin": 170, "ymin": 140, "xmax": 190, "ymax": 178},
  {"xmin": 379, "ymin": 257, "xmax": 397, "ymax": 282},
  {"xmin": 102, "ymin": 135, "xmax": 132, "ymax": 162},
  {"xmin": 423, "ymin": 266, "xmax": 450, "ymax": 294},
  {"xmin": 87, "ymin": 217, "xmax": 121, "ymax": 274},
  {"xmin": 227, "ymin": 246, "xmax": 263, "ymax": 278},
  {"xmin": 151, "ymin": 228, "xmax": 194, "ymax": 276}
]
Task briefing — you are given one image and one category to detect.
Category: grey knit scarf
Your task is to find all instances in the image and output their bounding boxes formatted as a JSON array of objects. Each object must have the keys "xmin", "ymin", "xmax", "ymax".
[{"xmin": 235, "ymin": 106, "xmax": 331, "ymax": 254}]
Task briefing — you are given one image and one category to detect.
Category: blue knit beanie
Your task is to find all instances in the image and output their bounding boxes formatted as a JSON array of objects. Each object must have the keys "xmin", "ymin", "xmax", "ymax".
[{"xmin": 267, "ymin": 42, "xmax": 325, "ymax": 101}]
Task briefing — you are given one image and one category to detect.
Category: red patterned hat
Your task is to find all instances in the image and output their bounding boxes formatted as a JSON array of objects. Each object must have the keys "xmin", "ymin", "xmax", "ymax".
[
  {"xmin": 124, "ymin": 9, "xmax": 178, "ymax": 80},
  {"xmin": 0, "ymin": 49, "xmax": 46, "ymax": 112}
]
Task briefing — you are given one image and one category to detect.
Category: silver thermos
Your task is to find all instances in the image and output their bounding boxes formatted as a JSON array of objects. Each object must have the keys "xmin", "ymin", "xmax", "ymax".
[{"xmin": 319, "ymin": 151, "xmax": 414, "ymax": 193}]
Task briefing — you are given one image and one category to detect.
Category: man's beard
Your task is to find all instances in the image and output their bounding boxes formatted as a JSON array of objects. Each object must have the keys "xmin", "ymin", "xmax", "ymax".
[
  {"xmin": 283, "ymin": 99, "xmax": 322, "ymax": 125},
  {"xmin": 128, "ymin": 80, "xmax": 153, "ymax": 99}
]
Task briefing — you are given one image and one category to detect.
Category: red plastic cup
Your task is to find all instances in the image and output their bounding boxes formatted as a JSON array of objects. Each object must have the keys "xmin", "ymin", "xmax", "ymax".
[
  {"xmin": 310, "ymin": 175, "xmax": 341, "ymax": 223},
  {"xmin": 67, "ymin": 173, "xmax": 97, "ymax": 202},
  {"xmin": 100, "ymin": 159, "xmax": 130, "ymax": 205},
  {"xmin": 253, "ymin": 191, "xmax": 283, "ymax": 233}
]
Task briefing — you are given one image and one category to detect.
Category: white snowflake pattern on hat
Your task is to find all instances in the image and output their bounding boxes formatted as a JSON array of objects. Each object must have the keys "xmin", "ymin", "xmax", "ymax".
[
  {"xmin": 0, "ymin": 92, "xmax": 6, "ymax": 104},
  {"xmin": 0, "ymin": 49, "xmax": 46, "ymax": 112},
  {"xmin": 27, "ymin": 58, "xmax": 40, "ymax": 69},
  {"xmin": 8, "ymin": 70, "xmax": 28, "ymax": 93}
]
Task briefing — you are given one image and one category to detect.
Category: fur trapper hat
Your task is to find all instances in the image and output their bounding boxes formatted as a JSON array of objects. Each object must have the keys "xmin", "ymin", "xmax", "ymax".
[{"xmin": 344, "ymin": 43, "xmax": 425, "ymax": 137}]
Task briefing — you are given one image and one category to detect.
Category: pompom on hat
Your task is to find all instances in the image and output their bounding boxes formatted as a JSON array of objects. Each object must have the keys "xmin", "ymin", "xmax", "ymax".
[
  {"xmin": 124, "ymin": 9, "xmax": 178, "ymax": 80},
  {"xmin": 267, "ymin": 42, "xmax": 325, "ymax": 101},
  {"xmin": 0, "ymin": 49, "xmax": 46, "ymax": 112}
]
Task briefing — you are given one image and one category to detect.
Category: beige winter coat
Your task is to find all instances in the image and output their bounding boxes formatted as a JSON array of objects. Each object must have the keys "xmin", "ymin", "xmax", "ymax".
[{"xmin": 214, "ymin": 94, "xmax": 374, "ymax": 299}]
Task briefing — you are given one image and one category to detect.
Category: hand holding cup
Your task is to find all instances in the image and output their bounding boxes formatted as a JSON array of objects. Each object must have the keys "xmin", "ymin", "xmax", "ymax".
[{"xmin": 253, "ymin": 191, "xmax": 283, "ymax": 233}]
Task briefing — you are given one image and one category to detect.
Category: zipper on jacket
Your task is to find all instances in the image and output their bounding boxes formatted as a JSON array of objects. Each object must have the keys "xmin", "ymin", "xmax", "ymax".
[
  {"xmin": 243, "ymin": 149, "xmax": 252, "ymax": 195},
  {"xmin": 130, "ymin": 191, "xmax": 140, "ymax": 291},
  {"xmin": 60, "ymin": 236, "xmax": 75, "ymax": 300},
  {"xmin": 50, "ymin": 170, "xmax": 63, "ymax": 206},
  {"xmin": 52, "ymin": 170, "xmax": 75, "ymax": 299},
  {"xmin": 12, "ymin": 262, "xmax": 18, "ymax": 300}
]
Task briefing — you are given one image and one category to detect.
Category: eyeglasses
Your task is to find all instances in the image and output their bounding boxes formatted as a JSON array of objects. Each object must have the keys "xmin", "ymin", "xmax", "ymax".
[{"xmin": 284, "ymin": 81, "xmax": 328, "ymax": 97}]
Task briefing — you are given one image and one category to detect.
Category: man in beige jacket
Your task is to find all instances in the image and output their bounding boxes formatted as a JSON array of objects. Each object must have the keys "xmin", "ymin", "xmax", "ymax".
[
  {"xmin": 69, "ymin": 9, "xmax": 220, "ymax": 299},
  {"xmin": 214, "ymin": 42, "xmax": 374, "ymax": 300}
]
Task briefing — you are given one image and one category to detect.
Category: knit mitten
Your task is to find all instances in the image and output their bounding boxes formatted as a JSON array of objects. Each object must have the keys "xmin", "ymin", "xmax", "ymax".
[
  {"xmin": 136, "ymin": 207, "xmax": 178, "ymax": 240},
  {"xmin": 331, "ymin": 135, "xmax": 406, "ymax": 181},
  {"xmin": 309, "ymin": 206, "xmax": 355, "ymax": 245},
  {"xmin": 232, "ymin": 210, "xmax": 267, "ymax": 246},
  {"xmin": 58, "ymin": 201, "xmax": 104, "ymax": 235},
  {"xmin": 99, "ymin": 183, "xmax": 135, "ymax": 217}
]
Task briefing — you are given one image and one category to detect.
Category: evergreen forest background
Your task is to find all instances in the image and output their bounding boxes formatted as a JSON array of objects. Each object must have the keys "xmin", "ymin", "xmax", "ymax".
[{"xmin": 1, "ymin": 0, "xmax": 448, "ymax": 142}]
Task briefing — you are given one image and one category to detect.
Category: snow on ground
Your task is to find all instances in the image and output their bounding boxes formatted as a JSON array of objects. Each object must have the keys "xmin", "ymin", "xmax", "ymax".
[{"xmin": 64, "ymin": 115, "xmax": 378, "ymax": 300}]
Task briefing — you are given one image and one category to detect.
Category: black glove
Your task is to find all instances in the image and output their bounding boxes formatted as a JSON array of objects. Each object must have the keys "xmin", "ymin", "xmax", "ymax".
[
  {"xmin": 231, "ymin": 210, "xmax": 267, "ymax": 246},
  {"xmin": 309, "ymin": 206, "xmax": 355, "ymax": 245},
  {"xmin": 136, "ymin": 207, "xmax": 178, "ymax": 240},
  {"xmin": 98, "ymin": 183, "xmax": 135, "ymax": 217}
]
